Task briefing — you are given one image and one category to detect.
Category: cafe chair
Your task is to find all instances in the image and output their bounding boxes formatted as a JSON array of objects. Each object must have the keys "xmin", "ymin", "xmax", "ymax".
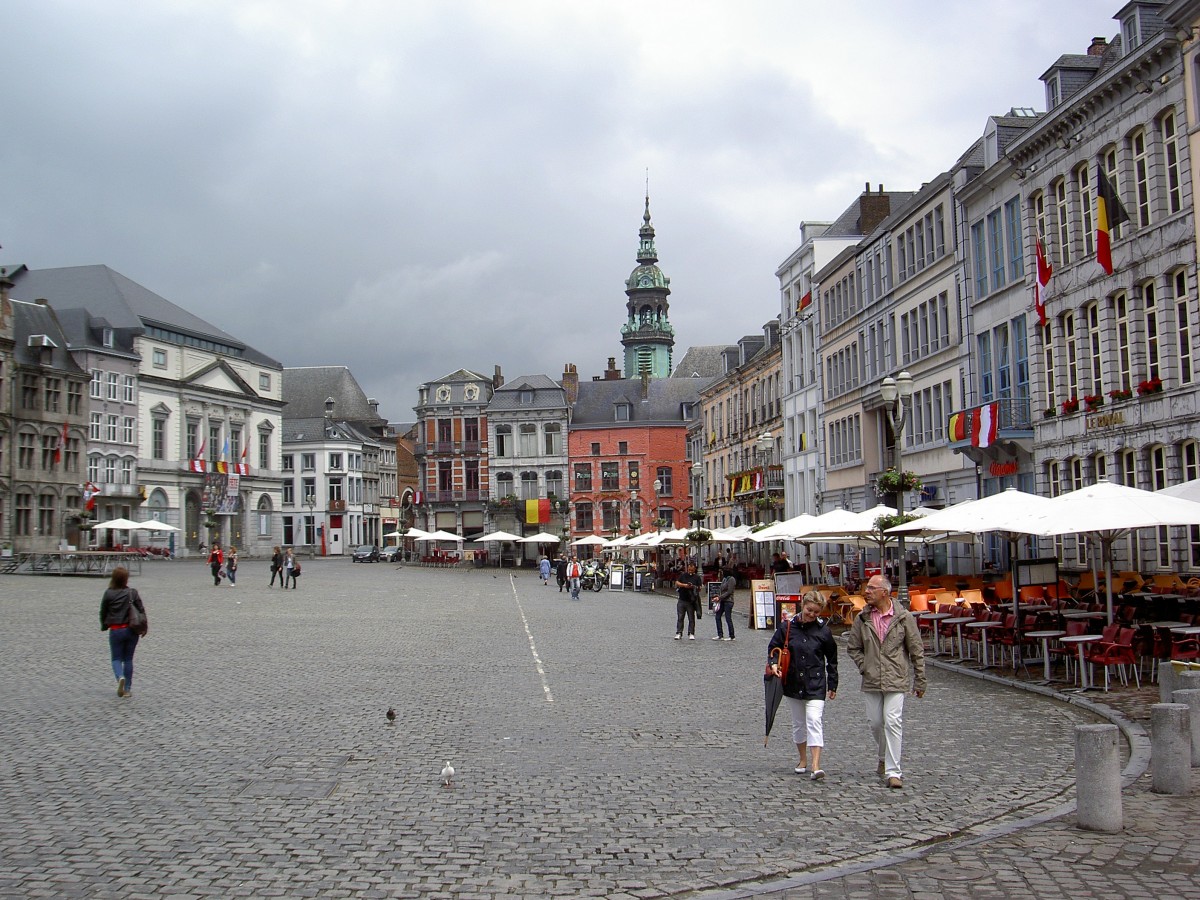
[
  {"xmin": 1085, "ymin": 626, "xmax": 1140, "ymax": 690},
  {"xmin": 1049, "ymin": 619, "xmax": 1091, "ymax": 683}
]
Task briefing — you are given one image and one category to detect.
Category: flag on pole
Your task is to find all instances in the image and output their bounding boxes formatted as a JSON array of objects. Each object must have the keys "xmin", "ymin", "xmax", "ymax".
[
  {"xmin": 1095, "ymin": 168, "xmax": 1129, "ymax": 275},
  {"xmin": 971, "ymin": 402, "xmax": 999, "ymax": 449},
  {"xmin": 1034, "ymin": 237, "xmax": 1052, "ymax": 327},
  {"xmin": 83, "ymin": 481, "xmax": 100, "ymax": 511},
  {"xmin": 948, "ymin": 410, "xmax": 968, "ymax": 442},
  {"xmin": 54, "ymin": 421, "xmax": 68, "ymax": 465},
  {"xmin": 190, "ymin": 439, "xmax": 207, "ymax": 473},
  {"xmin": 235, "ymin": 442, "xmax": 249, "ymax": 476},
  {"xmin": 525, "ymin": 499, "xmax": 551, "ymax": 524},
  {"xmin": 216, "ymin": 436, "xmax": 230, "ymax": 473}
]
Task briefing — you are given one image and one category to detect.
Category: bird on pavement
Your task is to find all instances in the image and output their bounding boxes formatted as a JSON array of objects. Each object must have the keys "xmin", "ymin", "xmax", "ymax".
[
  {"xmin": 440, "ymin": 761, "xmax": 455, "ymax": 788},
  {"xmin": 386, "ymin": 707, "xmax": 396, "ymax": 724}
]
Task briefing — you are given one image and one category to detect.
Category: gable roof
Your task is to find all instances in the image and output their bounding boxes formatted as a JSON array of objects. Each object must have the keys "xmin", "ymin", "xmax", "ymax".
[
  {"xmin": 570, "ymin": 377, "xmax": 711, "ymax": 428},
  {"xmin": 672, "ymin": 345, "xmax": 736, "ymax": 378},
  {"xmin": 283, "ymin": 366, "xmax": 383, "ymax": 420}
]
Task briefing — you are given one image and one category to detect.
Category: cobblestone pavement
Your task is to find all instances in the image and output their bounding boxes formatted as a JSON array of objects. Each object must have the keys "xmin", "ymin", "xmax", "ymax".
[{"xmin": 0, "ymin": 562, "xmax": 1181, "ymax": 898}]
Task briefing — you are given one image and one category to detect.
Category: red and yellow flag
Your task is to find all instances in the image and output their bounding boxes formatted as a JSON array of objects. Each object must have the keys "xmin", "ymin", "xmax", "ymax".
[
  {"xmin": 525, "ymin": 499, "xmax": 550, "ymax": 524},
  {"xmin": 948, "ymin": 411, "xmax": 967, "ymax": 442},
  {"xmin": 1095, "ymin": 168, "xmax": 1129, "ymax": 275}
]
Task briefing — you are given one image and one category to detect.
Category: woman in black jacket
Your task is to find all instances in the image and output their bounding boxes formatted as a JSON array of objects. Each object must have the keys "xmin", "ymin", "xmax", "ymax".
[
  {"xmin": 767, "ymin": 591, "xmax": 838, "ymax": 779},
  {"xmin": 99, "ymin": 566, "xmax": 148, "ymax": 698}
]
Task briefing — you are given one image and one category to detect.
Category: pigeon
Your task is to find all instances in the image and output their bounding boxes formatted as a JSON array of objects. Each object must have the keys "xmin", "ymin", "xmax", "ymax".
[
  {"xmin": 440, "ymin": 761, "xmax": 455, "ymax": 788},
  {"xmin": 386, "ymin": 707, "xmax": 396, "ymax": 724}
]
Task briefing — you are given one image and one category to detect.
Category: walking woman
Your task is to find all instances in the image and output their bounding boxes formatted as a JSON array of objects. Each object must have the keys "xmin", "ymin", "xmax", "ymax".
[
  {"xmin": 269, "ymin": 546, "xmax": 283, "ymax": 587},
  {"xmin": 283, "ymin": 548, "xmax": 296, "ymax": 588},
  {"xmin": 226, "ymin": 546, "xmax": 238, "ymax": 586},
  {"xmin": 99, "ymin": 566, "xmax": 148, "ymax": 698},
  {"xmin": 208, "ymin": 541, "xmax": 224, "ymax": 586},
  {"xmin": 767, "ymin": 591, "xmax": 838, "ymax": 779}
]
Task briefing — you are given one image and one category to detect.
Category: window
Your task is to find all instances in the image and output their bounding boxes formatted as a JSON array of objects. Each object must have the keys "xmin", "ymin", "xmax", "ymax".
[
  {"xmin": 495, "ymin": 425, "xmax": 511, "ymax": 457},
  {"xmin": 546, "ymin": 470, "xmax": 563, "ymax": 498},
  {"xmin": 463, "ymin": 418, "xmax": 479, "ymax": 445},
  {"xmin": 43, "ymin": 377, "xmax": 61, "ymax": 412},
  {"xmin": 259, "ymin": 372, "xmax": 271, "ymax": 391},
  {"xmin": 1173, "ymin": 269, "xmax": 1194, "ymax": 385},
  {"xmin": 122, "ymin": 416, "xmax": 135, "ymax": 445},
  {"xmin": 656, "ymin": 466, "xmax": 673, "ymax": 496},
  {"xmin": 90, "ymin": 369, "xmax": 103, "ymax": 399},
  {"xmin": 987, "ymin": 209, "xmax": 1005, "ymax": 292},
  {"xmin": 89, "ymin": 412, "xmax": 102, "ymax": 441},
  {"xmin": 1076, "ymin": 163, "xmax": 1094, "ymax": 258},
  {"xmin": 106, "ymin": 373, "xmax": 119, "ymax": 401},
  {"xmin": 1004, "ymin": 197, "xmax": 1024, "ymax": 282},
  {"xmin": 520, "ymin": 471, "xmax": 538, "ymax": 499},
  {"xmin": 996, "ymin": 323, "xmax": 1011, "ymax": 399},
  {"xmin": 258, "ymin": 431, "xmax": 270, "ymax": 469},
  {"xmin": 1062, "ymin": 311, "xmax": 1078, "ymax": 399},
  {"xmin": 1102, "ymin": 147, "xmax": 1124, "ymax": 241},
  {"xmin": 14, "ymin": 492, "xmax": 32, "ymax": 536},
  {"xmin": 601, "ymin": 499, "xmax": 622, "ymax": 532},
  {"xmin": 543, "ymin": 423, "xmax": 562, "ymax": 455},
  {"xmin": 436, "ymin": 418, "xmax": 453, "ymax": 444},
  {"xmin": 21, "ymin": 374, "xmax": 38, "ymax": 410},
  {"xmin": 38, "ymin": 492, "xmax": 55, "ymax": 536},
  {"xmin": 328, "ymin": 476, "xmax": 344, "ymax": 503},
  {"xmin": 1144, "ymin": 281, "xmax": 1160, "ymax": 381},
  {"xmin": 1161, "ymin": 111, "xmax": 1182, "ymax": 215},
  {"xmin": 591, "ymin": 442, "xmax": 601, "ymax": 456},
  {"xmin": 152, "ymin": 419, "xmax": 165, "ymax": 460},
  {"xmin": 1082, "ymin": 302, "xmax": 1102, "ymax": 396},
  {"xmin": 67, "ymin": 382, "xmax": 82, "ymax": 415},
  {"xmin": 1131, "ymin": 129, "xmax": 1151, "ymax": 228},
  {"xmin": 102, "ymin": 327, "xmax": 114, "ymax": 348},
  {"xmin": 494, "ymin": 472, "xmax": 513, "ymax": 497},
  {"xmin": 573, "ymin": 463, "xmax": 592, "ymax": 492},
  {"xmin": 1151, "ymin": 445, "xmax": 1171, "ymax": 568},
  {"xmin": 1053, "ymin": 178, "xmax": 1071, "ymax": 265},
  {"xmin": 123, "ymin": 375, "xmax": 135, "ymax": 403},
  {"xmin": 618, "ymin": 441, "xmax": 628, "ymax": 455},
  {"xmin": 301, "ymin": 452, "xmax": 316, "ymax": 471},
  {"xmin": 121, "ymin": 459, "xmax": 133, "ymax": 485},
  {"xmin": 979, "ymin": 332, "xmax": 993, "ymax": 402},
  {"xmin": 601, "ymin": 462, "xmax": 620, "ymax": 491},
  {"xmin": 1042, "ymin": 323, "xmax": 1055, "ymax": 412},
  {"xmin": 1122, "ymin": 12, "xmax": 1141, "ymax": 50},
  {"xmin": 152, "ymin": 348, "xmax": 167, "ymax": 368},
  {"xmin": 575, "ymin": 502, "xmax": 593, "ymax": 532},
  {"xmin": 329, "ymin": 453, "xmax": 343, "ymax": 470},
  {"xmin": 518, "ymin": 424, "xmax": 537, "ymax": 457},
  {"xmin": 88, "ymin": 455, "xmax": 100, "ymax": 482},
  {"xmin": 1046, "ymin": 74, "xmax": 1061, "ymax": 109},
  {"xmin": 1032, "ymin": 190, "xmax": 1047, "ymax": 245},
  {"xmin": 614, "ymin": 404, "xmax": 631, "ymax": 422},
  {"xmin": 971, "ymin": 221, "xmax": 988, "ymax": 298},
  {"xmin": 41, "ymin": 433, "xmax": 57, "ymax": 470},
  {"xmin": 106, "ymin": 415, "xmax": 119, "ymax": 443},
  {"xmin": 282, "ymin": 479, "xmax": 295, "ymax": 505},
  {"xmin": 104, "ymin": 456, "xmax": 116, "ymax": 483},
  {"xmin": 1112, "ymin": 292, "xmax": 1132, "ymax": 390},
  {"xmin": 186, "ymin": 420, "xmax": 199, "ymax": 459},
  {"xmin": 1184, "ymin": 441, "xmax": 1200, "ymax": 566}
]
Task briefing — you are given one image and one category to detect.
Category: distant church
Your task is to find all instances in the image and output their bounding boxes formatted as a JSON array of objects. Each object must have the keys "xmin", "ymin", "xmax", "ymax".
[{"xmin": 619, "ymin": 196, "xmax": 675, "ymax": 378}]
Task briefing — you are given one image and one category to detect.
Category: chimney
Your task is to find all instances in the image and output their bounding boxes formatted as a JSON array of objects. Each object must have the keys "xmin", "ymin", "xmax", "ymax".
[
  {"xmin": 604, "ymin": 357, "xmax": 622, "ymax": 380},
  {"xmin": 858, "ymin": 183, "xmax": 891, "ymax": 235},
  {"xmin": 640, "ymin": 370, "xmax": 651, "ymax": 400},
  {"xmin": 368, "ymin": 398, "xmax": 380, "ymax": 415},
  {"xmin": 560, "ymin": 363, "xmax": 579, "ymax": 406},
  {"xmin": 1088, "ymin": 37, "xmax": 1107, "ymax": 56},
  {"xmin": 493, "ymin": 365, "xmax": 504, "ymax": 389}
]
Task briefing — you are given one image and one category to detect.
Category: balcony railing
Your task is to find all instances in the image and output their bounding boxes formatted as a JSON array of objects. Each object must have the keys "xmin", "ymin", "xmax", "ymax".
[
  {"xmin": 946, "ymin": 397, "xmax": 1033, "ymax": 447},
  {"xmin": 425, "ymin": 490, "xmax": 485, "ymax": 504}
]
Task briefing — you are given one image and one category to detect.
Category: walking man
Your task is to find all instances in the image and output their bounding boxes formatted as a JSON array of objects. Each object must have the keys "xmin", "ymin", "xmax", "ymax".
[
  {"xmin": 555, "ymin": 556, "xmax": 568, "ymax": 592},
  {"xmin": 673, "ymin": 562, "xmax": 701, "ymax": 640},
  {"xmin": 566, "ymin": 555, "xmax": 583, "ymax": 600},
  {"xmin": 846, "ymin": 574, "xmax": 926, "ymax": 789}
]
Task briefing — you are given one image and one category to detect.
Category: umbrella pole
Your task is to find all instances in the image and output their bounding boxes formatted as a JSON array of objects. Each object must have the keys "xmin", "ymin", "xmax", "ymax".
[
  {"xmin": 1009, "ymin": 534, "xmax": 1021, "ymax": 672},
  {"xmin": 1104, "ymin": 536, "xmax": 1115, "ymax": 626}
]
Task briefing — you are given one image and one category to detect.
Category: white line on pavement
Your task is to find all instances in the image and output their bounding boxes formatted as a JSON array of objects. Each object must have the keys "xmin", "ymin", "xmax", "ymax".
[{"xmin": 509, "ymin": 574, "xmax": 554, "ymax": 703}]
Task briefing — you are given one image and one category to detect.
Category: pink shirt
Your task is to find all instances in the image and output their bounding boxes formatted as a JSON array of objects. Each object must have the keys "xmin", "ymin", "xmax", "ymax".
[{"xmin": 870, "ymin": 603, "xmax": 895, "ymax": 644}]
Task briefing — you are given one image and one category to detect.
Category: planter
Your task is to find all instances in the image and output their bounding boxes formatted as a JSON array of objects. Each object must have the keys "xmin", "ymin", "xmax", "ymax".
[
  {"xmin": 1083, "ymin": 396, "xmax": 1104, "ymax": 412},
  {"xmin": 1108, "ymin": 390, "xmax": 1132, "ymax": 402},
  {"xmin": 1042, "ymin": 408, "xmax": 1057, "ymax": 419},
  {"xmin": 1060, "ymin": 399, "xmax": 1080, "ymax": 415}
]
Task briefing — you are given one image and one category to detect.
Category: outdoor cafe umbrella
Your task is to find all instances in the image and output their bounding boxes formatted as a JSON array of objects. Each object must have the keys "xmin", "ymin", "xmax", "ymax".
[
  {"xmin": 516, "ymin": 532, "xmax": 563, "ymax": 544},
  {"xmin": 570, "ymin": 534, "xmax": 609, "ymax": 546},
  {"xmin": 134, "ymin": 520, "xmax": 181, "ymax": 532},
  {"xmin": 1160, "ymin": 478, "xmax": 1200, "ymax": 503},
  {"xmin": 1025, "ymin": 478, "xmax": 1200, "ymax": 624},
  {"xmin": 415, "ymin": 530, "xmax": 463, "ymax": 542},
  {"xmin": 90, "ymin": 517, "xmax": 143, "ymax": 531},
  {"xmin": 749, "ymin": 514, "xmax": 817, "ymax": 542},
  {"xmin": 472, "ymin": 530, "xmax": 522, "ymax": 567}
]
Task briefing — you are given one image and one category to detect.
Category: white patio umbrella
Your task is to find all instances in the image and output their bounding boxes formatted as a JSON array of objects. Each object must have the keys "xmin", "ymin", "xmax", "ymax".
[
  {"xmin": 1159, "ymin": 478, "xmax": 1200, "ymax": 503},
  {"xmin": 517, "ymin": 531, "xmax": 563, "ymax": 544},
  {"xmin": 474, "ymin": 530, "xmax": 522, "ymax": 542},
  {"xmin": 749, "ymin": 514, "xmax": 818, "ymax": 542},
  {"xmin": 570, "ymin": 534, "xmax": 609, "ymax": 546},
  {"xmin": 90, "ymin": 517, "xmax": 142, "ymax": 531},
  {"xmin": 1025, "ymin": 479, "xmax": 1200, "ymax": 624},
  {"xmin": 134, "ymin": 520, "xmax": 181, "ymax": 532},
  {"xmin": 415, "ymin": 530, "xmax": 463, "ymax": 542}
]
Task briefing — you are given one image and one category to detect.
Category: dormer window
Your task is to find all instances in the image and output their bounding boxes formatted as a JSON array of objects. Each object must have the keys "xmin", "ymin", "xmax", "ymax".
[
  {"xmin": 1046, "ymin": 74, "xmax": 1061, "ymax": 110},
  {"xmin": 102, "ymin": 327, "xmax": 114, "ymax": 348},
  {"xmin": 519, "ymin": 389, "xmax": 533, "ymax": 404},
  {"xmin": 1122, "ymin": 13, "xmax": 1141, "ymax": 52},
  {"xmin": 615, "ymin": 403, "xmax": 631, "ymax": 421}
]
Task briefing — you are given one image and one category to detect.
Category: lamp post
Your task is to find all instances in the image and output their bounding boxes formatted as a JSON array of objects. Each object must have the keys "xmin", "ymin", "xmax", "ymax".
[
  {"xmin": 879, "ymin": 371, "xmax": 914, "ymax": 606},
  {"xmin": 629, "ymin": 488, "xmax": 639, "ymax": 534},
  {"xmin": 304, "ymin": 495, "xmax": 315, "ymax": 551},
  {"xmin": 756, "ymin": 430, "xmax": 774, "ymax": 523},
  {"xmin": 652, "ymin": 478, "xmax": 662, "ymax": 532}
]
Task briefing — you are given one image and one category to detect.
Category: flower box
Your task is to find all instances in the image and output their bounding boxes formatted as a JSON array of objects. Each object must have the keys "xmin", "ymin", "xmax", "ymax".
[
  {"xmin": 874, "ymin": 468, "xmax": 922, "ymax": 497},
  {"xmin": 1083, "ymin": 394, "xmax": 1104, "ymax": 411},
  {"xmin": 1060, "ymin": 397, "xmax": 1080, "ymax": 415},
  {"xmin": 1107, "ymin": 388, "xmax": 1132, "ymax": 402},
  {"xmin": 1137, "ymin": 377, "xmax": 1164, "ymax": 396}
]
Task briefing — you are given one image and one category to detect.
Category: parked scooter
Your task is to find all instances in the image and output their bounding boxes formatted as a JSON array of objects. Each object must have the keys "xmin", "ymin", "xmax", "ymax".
[{"xmin": 580, "ymin": 560, "xmax": 607, "ymax": 592}]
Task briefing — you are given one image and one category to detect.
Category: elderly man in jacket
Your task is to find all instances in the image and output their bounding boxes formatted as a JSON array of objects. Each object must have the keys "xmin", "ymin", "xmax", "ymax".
[{"xmin": 846, "ymin": 574, "xmax": 926, "ymax": 789}]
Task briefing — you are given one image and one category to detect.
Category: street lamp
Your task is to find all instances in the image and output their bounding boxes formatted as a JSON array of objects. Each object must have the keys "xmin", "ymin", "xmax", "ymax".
[
  {"xmin": 879, "ymin": 371, "xmax": 914, "ymax": 606},
  {"xmin": 304, "ymin": 494, "xmax": 315, "ymax": 549},
  {"xmin": 652, "ymin": 477, "xmax": 662, "ymax": 532},
  {"xmin": 629, "ymin": 488, "xmax": 639, "ymax": 534},
  {"xmin": 756, "ymin": 430, "xmax": 775, "ymax": 522}
]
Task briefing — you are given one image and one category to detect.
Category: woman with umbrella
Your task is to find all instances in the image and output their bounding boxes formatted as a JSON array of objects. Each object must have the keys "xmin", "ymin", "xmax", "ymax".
[{"xmin": 767, "ymin": 591, "xmax": 838, "ymax": 779}]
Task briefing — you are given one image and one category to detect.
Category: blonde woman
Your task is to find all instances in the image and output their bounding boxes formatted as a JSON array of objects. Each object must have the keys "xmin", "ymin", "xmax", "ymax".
[{"xmin": 767, "ymin": 591, "xmax": 838, "ymax": 779}]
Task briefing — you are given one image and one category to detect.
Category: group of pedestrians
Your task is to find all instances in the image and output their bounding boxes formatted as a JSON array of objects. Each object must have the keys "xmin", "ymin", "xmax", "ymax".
[
  {"xmin": 205, "ymin": 542, "xmax": 240, "ymax": 586},
  {"xmin": 269, "ymin": 546, "xmax": 301, "ymax": 588},
  {"xmin": 766, "ymin": 573, "xmax": 926, "ymax": 789},
  {"xmin": 672, "ymin": 564, "xmax": 737, "ymax": 641}
]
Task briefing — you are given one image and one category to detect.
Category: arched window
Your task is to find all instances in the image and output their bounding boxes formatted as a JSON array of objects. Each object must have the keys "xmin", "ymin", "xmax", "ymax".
[
  {"xmin": 494, "ymin": 472, "xmax": 513, "ymax": 498},
  {"xmin": 495, "ymin": 425, "xmax": 512, "ymax": 458}
]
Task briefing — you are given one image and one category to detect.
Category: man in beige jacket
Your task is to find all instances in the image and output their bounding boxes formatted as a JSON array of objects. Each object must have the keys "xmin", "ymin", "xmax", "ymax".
[{"xmin": 846, "ymin": 574, "xmax": 926, "ymax": 789}]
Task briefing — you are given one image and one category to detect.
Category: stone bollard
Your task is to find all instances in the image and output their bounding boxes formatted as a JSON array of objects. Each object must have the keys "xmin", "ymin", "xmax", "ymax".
[
  {"xmin": 1159, "ymin": 661, "xmax": 1178, "ymax": 703},
  {"xmin": 1151, "ymin": 703, "xmax": 1191, "ymax": 795},
  {"xmin": 1172, "ymin": 688, "xmax": 1200, "ymax": 767},
  {"xmin": 1074, "ymin": 723, "xmax": 1121, "ymax": 833},
  {"xmin": 1179, "ymin": 669, "xmax": 1200, "ymax": 694}
]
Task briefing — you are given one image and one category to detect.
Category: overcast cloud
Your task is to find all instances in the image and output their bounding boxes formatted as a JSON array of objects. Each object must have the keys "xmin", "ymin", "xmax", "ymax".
[{"xmin": 3, "ymin": 0, "xmax": 1112, "ymax": 420}]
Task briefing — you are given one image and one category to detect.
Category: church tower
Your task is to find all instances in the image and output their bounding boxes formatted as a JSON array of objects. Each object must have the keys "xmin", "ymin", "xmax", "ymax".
[{"xmin": 620, "ymin": 195, "xmax": 675, "ymax": 378}]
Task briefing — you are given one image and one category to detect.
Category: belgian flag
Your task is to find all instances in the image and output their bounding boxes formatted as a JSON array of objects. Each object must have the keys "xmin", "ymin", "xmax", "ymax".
[
  {"xmin": 948, "ymin": 410, "xmax": 969, "ymax": 443},
  {"xmin": 1095, "ymin": 168, "xmax": 1129, "ymax": 275}
]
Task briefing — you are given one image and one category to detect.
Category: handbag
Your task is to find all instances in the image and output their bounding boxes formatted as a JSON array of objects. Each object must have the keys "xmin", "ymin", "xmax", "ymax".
[
  {"xmin": 126, "ymin": 592, "xmax": 148, "ymax": 636},
  {"xmin": 766, "ymin": 616, "xmax": 792, "ymax": 679}
]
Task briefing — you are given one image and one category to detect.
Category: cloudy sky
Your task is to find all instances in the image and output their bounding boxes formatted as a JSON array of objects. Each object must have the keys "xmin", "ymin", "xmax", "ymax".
[{"xmin": 4, "ymin": 0, "xmax": 1114, "ymax": 420}]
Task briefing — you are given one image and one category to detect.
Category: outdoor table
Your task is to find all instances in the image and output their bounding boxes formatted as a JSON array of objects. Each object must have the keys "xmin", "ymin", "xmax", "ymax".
[
  {"xmin": 1144, "ymin": 620, "xmax": 1188, "ymax": 628},
  {"xmin": 1059, "ymin": 633, "xmax": 1104, "ymax": 691},
  {"xmin": 1169, "ymin": 625, "xmax": 1200, "ymax": 636},
  {"xmin": 964, "ymin": 620, "xmax": 1003, "ymax": 668},
  {"xmin": 919, "ymin": 612, "xmax": 953, "ymax": 656},
  {"xmin": 1026, "ymin": 629, "xmax": 1067, "ymax": 683},
  {"xmin": 941, "ymin": 616, "xmax": 976, "ymax": 661},
  {"xmin": 1061, "ymin": 610, "xmax": 1106, "ymax": 620}
]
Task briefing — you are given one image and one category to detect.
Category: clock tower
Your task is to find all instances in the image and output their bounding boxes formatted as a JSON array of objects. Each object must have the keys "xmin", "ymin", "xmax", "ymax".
[{"xmin": 620, "ymin": 195, "xmax": 675, "ymax": 378}]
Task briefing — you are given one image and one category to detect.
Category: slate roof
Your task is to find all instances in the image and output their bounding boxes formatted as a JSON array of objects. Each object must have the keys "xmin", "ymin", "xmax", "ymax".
[
  {"xmin": 488, "ymin": 374, "xmax": 568, "ymax": 413},
  {"xmin": 672, "ymin": 345, "xmax": 735, "ymax": 379},
  {"xmin": 10, "ymin": 300, "xmax": 87, "ymax": 374},
  {"xmin": 5, "ymin": 264, "xmax": 280, "ymax": 367},
  {"xmin": 283, "ymin": 366, "xmax": 384, "ymax": 420},
  {"xmin": 281, "ymin": 415, "xmax": 378, "ymax": 446},
  {"xmin": 570, "ymin": 377, "xmax": 711, "ymax": 428},
  {"xmin": 825, "ymin": 191, "xmax": 916, "ymax": 237}
]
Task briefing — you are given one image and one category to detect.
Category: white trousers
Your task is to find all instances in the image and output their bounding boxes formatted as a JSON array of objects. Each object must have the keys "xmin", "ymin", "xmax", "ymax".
[
  {"xmin": 785, "ymin": 696, "xmax": 825, "ymax": 747},
  {"xmin": 863, "ymin": 691, "xmax": 906, "ymax": 779}
]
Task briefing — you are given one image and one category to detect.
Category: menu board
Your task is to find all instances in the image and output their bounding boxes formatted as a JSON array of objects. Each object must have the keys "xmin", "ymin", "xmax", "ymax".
[
  {"xmin": 608, "ymin": 563, "xmax": 625, "ymax": 591},
  {"xmin": 750, "ymin": 578, "xmax": 776, "ymax": 630}
]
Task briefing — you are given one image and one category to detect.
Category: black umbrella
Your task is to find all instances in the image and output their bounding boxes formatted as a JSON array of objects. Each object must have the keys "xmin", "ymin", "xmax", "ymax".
[{"xmin": 763, "ymin": 670, "xmax": 785, "ymax": 747}]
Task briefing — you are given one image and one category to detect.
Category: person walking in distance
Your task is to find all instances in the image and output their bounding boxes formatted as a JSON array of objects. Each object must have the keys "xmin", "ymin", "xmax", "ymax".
[
  {"xmin": 283, "ymin": 548, "xmax": 296, "ymax": 588},
  {"xmin": 712, "ymin": 566, "xmax": 737, "ymax": 641},
  {"xmin": 769, "ymin": 591, "xmax": 837, "ymax": 778},
  {"xmin": 269, "ymin": 546, "xmax": 283, "ymax": 587},
  {"xmin": 555, "ymin": 555, "xmax": 568, "ymax": 592},
  {"xmin": 226, "ymin": 546, "xmax": 238, "ymax": 586},
  {"xmin": 566, "ymin": 555, "xmax": 583, "ymax": 600},
  {"xmin": 99, "ymin": 566, "xmax": 148, "ymax": 698},
  {"xmin": 673, "ymin": 562, "xmax": 701, "ymax": 640},
  {"xmin": 208, "ymin": 541, "xmax": 224, "ymax": 586},
  {"xmin": 846, "ymin": 574, "xmax": 926, "ymax": 789},
  {"xmin": 539, "ymin": 555, "xmax": 552, "ymax": 586}
]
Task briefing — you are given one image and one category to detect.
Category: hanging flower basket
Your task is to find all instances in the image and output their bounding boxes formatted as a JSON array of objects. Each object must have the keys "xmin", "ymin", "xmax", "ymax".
[
  {"xmin": 874, "ymin": 513, "xmax": 920, "ymax": 533},
  {"xmin": 686, "ymin": 529, "xmax": 713, "ymax": 543},
  {"xmin": 627, "ymin": 521, "xmax": 641, "ymax": 534},
  {"xmin": 1137, "ymin": 376, "xmax": 1164, "ymax": 396},
  {"xmin": 1060, "ymin": 396, "xmax": 1080, "ymax": 415},
  {"xmin": 1083, "ymin": 394, "xmax": 1104, "ymax": 411},
  {"xmin": 1107, "ymin": 388, "xmax": 1132, "ymax": 402},
  {"xmin": 688, "ymin": 508, "xmax": 708, "ymax": 521},
  {"xmin": 874, "ymin": 468, "xmax": 922, "ymax": 497}
]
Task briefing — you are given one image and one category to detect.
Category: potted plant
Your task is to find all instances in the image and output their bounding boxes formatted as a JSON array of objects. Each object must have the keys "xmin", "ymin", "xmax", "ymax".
[
  {"xmin": 874, "ymin": 468, "xmax": 922, "ymax": 497},
  {"xmin": 651, "ymin": 517, "xmax": 669, "ymax": 530},
  {"xmin": 873, "ymin": 512, "xmax": 920, "ymax": 533},
  {"xmin": 1137, "ymin": 376, "xmax": 1164, "ymax": 396},
  {"xmin": 1083, "ymin": 393, "xmax": 1104, "ymax": 411},
  {"xmin": 202, "ymin": 508, "xmax": 218, "ymax": 529},
  {"xmin": 688, "ymin": 508, "xmax": 708, "ymax": 521},
  {"xmin": 1108, "ymin": 387, "xmax": 1132, "ymax": 402},
  {"xmin": 1060, "ymin": 396, "xmax": 1080, "ymax": 415},
  {"xmin": 753, "ymin": 496, "xmax": 778, "ymax": 511},
  {"xmin": 627, "ymin": 520, "xmax": 642, "ymax": 534},
  {"xmin": 686, "ymin": 528, "xmax": 713, "ymax": 543},
  {"xmin": 1043, "ymin": 407, "xmax": 1057, "ymax": 419}
]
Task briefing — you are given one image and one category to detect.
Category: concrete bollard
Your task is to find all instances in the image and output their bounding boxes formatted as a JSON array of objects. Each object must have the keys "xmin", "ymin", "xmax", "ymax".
[
  {"xmin": 1151, "ymin": 703, "xmax": 1191, "ymax": 795},
  {"xmin": 1074, "ymin": 723, "xmax": 1121, "ymax": 833},
  {"xmin": 1179, "ymin": 670, "xmax": 1200, "ymax": 693},
  {"xmin": 1159, "ymin": 661, "xmax": 1178, "ymax": 703},
  {"xmin": 1171, "ymin": 688, "xmax": 1200, "ymax": 767}
]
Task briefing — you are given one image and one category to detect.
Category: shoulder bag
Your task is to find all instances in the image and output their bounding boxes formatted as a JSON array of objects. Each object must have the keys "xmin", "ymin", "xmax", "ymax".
[{"xmin": 766, "ymin": 616, "xmax": 792, "ymax": 679}]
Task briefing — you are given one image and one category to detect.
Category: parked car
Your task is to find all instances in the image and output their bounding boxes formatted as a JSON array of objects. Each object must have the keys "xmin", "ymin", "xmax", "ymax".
[
  {"xmin": 380, "ymin": 545, "xmax": 401, "ymax": 562},
  {"xmin": 352, "ymin": 544, "xmax": 380, "ymax": 562}
]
